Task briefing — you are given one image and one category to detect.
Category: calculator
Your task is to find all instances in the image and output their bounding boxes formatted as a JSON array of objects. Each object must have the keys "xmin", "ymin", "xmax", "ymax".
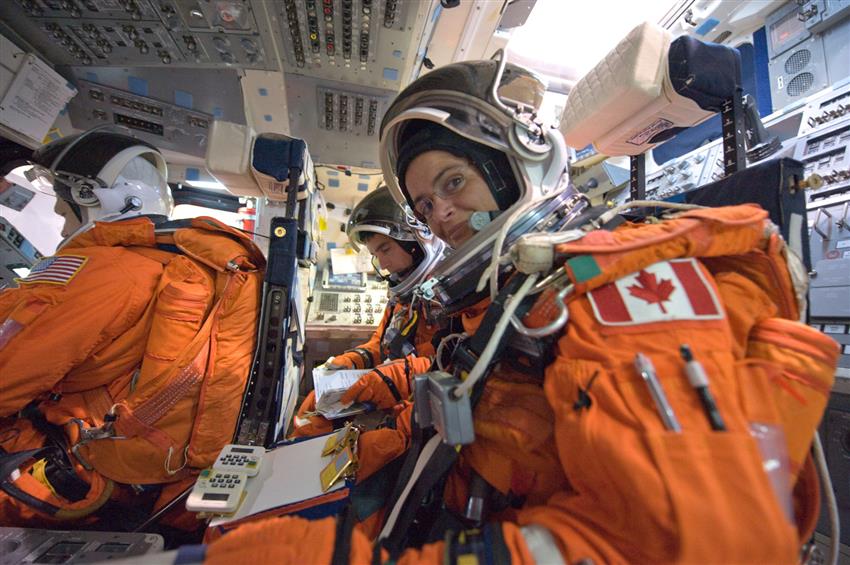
[
  {"xmin": 213, "ymin": 444, "xmax": 264, "ymax": 477},
  {"xmin": 185, "ymin": 469, "xmax": 247, "ymax": 514}
]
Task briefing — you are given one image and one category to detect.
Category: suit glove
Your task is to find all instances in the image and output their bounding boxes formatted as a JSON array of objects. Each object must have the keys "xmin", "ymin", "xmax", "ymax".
[{"xmin": 341, "ymin": 355, "xmax": 432, "ymax": 410}]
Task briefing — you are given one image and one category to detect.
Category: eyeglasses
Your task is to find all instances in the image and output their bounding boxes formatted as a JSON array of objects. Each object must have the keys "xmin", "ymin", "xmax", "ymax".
[{"xmin": 411, "ymin": 170, "xmax": 468, "ymax": 222}]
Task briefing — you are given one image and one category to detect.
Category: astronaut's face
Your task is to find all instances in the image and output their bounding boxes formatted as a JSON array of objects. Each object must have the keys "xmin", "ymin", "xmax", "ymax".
[
  {"xmin": 404, "ymin": 150, "xmax": 498, "ymax": 249},
  {"xmin": 365, "ymin": 233, "xmax": 413, "ymax": 275},
  {"xmin": 53, "ymin": 198, "xmax": 83, "ymax": 238}
]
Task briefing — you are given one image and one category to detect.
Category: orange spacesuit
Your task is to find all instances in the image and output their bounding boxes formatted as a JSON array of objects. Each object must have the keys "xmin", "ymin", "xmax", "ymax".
[{"xmin": 0, "ymin": 216, "xmax": 264, "ymax": 526}]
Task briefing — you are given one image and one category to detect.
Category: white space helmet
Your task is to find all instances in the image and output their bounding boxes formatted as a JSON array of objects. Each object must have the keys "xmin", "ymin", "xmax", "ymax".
[
  {"xmin": 346, "ymin": 185, "xmax": 445, "ymax": 299},
  {"xmin": 379, "ymin": 53, "xmax": 584, "ymax": 312},
  {"xmin": 28, "ymin": 128, "xmax": 173, "ymax": 226}
]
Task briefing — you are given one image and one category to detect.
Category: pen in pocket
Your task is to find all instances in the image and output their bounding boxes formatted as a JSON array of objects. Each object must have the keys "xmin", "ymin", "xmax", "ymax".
[
  {"xmin": 634, "ymin": 353, "xmax": 681, "ymax": 433},
  {"xmin": 680, "ymin": 344, "xmax": 726, "ymax": 432}
]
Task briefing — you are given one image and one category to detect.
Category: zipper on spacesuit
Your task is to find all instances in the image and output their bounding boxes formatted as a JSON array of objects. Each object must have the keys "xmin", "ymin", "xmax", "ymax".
[{"xmin": 573, "ymin": 370, "xmax": 600, "ymax": 412}]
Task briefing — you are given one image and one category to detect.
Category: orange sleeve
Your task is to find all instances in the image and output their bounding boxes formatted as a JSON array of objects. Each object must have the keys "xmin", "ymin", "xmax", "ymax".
[{"xmin": 0, "ymin": 248, "xmax": 161, "ymax": 417}]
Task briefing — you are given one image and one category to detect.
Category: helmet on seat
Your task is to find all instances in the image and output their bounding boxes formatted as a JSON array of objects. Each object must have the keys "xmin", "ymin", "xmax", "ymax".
[
  {"xmin": 28, "ymin": 129, "xmax": 172, "ymax": 235},
  {"xmin": 346, "ymin": 185, "xmax": 445, "ymax": 299},
  {"xmin": 379, "ymin": 54, "xmax": 581, "ymax": 312}
]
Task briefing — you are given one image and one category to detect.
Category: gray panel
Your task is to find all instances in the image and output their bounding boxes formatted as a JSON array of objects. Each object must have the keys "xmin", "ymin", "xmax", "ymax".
[
  {"xmin": 0, "ymin": 0, "xmax": 276, "ymax": 70},
  {"xmin": 271, "ymin": 0, "xmax": 424, "ymax": 90},
  {"xmin": 65, "ymin": 66, "xmax": 246, "ymax": 124},
  {"xmin": 809, "ymin": 204, "xmax": 850, "ymax": 264},
  {"xmin": 177, "ymin": 31, "xmax": 268, "ymax": 67},
  {"xmin": 768, "ymin": 35, "xmax": 829, "ymax": 111},
  {"xmin": 67, "ymin": 79, "xmax": 214, "ymax": 157},
  {"xmin": 765, "ymin": 1, "xmax": 812, "ymax": 58},
  {"xmin": 39, "ymin": 19, "xmax": 185, "ymax": 66},
  {"xmin": 768, "ymin": 3, "xmax": 850, "ymax": 113},
  {"xmin": 806, "ymin": 0, "xmax": 850, "ymax": 33},
  {"xmin": 810, "ymin": 286, "xmax": 850, "ymax": 318},
  {"xmin": 0, "ymin": 527, "xmax": 163, "ymax": 563},
  {"xmin": 14, "ymin": 0, "xmax": 160, "ymax": 20},
  {"xmin": 156, "ymin": 0, "xmax": 257, "ymax": 32},
  {"xmin": 823, "ymin": 16, "xmax": 850, "ymax": 86},
  {"xmin": 0, "ymin": 217, "xmax": 42, "ymax": 290},
  {"xmin": 811, "ymin": 257, "xmax": 850, "ymax": 287},
  {"xmin": 286, "ymin": 73, "xmax": 394, "ymax": 166}
]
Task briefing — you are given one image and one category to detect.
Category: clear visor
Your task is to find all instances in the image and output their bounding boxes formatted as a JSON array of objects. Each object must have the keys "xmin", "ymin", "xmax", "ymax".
[
  {"xmin": 348, "ymin": 221, "xmax": 415, "ymax": 251},
  {"xmin": 23, "ymin": 164, "xmax": 59, "ymax": 196},
  {"xmin": 380, "ymin": 96, "xmax": 515, "ymax": 210},
  {"xmin": 22, "ymin": 165, "xmax": 103, "ymax": 199}
]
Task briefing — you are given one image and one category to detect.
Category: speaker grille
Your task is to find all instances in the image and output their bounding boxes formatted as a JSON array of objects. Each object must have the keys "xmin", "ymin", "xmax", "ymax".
[
  {"xmin": 787, "ymin": 72, "xmax": 814, "ymax": 97},
  {"xmin": 319, "ymin": 292, "xmax": 339, "ymax": 312},
  {"xmin": 784, "ymin": 49, "xmax": 811, "ymax": 74}
]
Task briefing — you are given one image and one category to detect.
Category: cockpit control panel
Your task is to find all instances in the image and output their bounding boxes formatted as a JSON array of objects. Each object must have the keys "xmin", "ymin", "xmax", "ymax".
[
  {"xmin": 0, "ymin": 217, "xmax": 42, "ymax": 290},
  {"xmin": 308, "ymin": 268, "xmax": 388, "ymax": 327},
  {"xmin": 795, "ymin": 82, "xmax": 850, "ymax": 210}
]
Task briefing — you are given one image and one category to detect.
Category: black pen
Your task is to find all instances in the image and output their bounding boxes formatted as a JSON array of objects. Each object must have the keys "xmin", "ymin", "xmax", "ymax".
[{"xmin": 680, "ymin": 344, "xmax": 726, "ymax": 431}]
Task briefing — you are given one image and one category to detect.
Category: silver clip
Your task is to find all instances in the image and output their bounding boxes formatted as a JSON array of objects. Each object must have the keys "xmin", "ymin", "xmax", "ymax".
[{"xmin": 510, "ymin": 284, "xmax": 573, "ymax": 338}]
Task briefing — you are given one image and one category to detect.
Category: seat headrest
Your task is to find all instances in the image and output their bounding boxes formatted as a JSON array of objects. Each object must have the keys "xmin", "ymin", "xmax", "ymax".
[
  {"xmin": 560, "ymin": 22, "xmax": 740, "ymax": 157},
  {"xmin": 206, "ymin": 121, "xmax": 314, "ymax": 200}
]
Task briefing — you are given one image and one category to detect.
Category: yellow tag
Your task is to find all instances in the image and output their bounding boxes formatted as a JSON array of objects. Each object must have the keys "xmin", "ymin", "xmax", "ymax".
[
  {"xmin": 321, "ymin": 425, "xmax": 359, "ymax": 457},
  {"xmin": 322, "ymin": 433, "xmax": 344, "ymax": 457},
  {"xmin": 457, "ymin": 555, "xmax": 480, "ymax": 565},
  {"xmin": 318, "ymin": 217, "xmax": 328, "ymax": 231},
  {"xmin": 31, "ymin": 459, "xmax": 59, "ymax": 496},
  {"xmin": 42, "ymin": 127, "xmax": 62, "ymax": 144},
  {"xmin": 319, "ymin": 445, "xmax": 357, "ymax": 492}
]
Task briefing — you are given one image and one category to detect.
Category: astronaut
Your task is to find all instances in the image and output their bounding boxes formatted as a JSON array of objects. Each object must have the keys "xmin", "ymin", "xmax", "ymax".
[
  {"xmin": 292, "ymin": 185, "xmax": 445, "ymax": 438},
  {"xmin": 0, "ymin": 129, "xmax": 264, "ymax": 527},
  {"xmin": 203, "ymin": 58, "xmax": 835, "ymax": 564}
]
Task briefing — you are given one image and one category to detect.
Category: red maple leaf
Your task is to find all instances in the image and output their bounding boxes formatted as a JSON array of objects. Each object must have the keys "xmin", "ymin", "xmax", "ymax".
[{"xmin": 627, "ymin": 270, "xmax": 676, "ymax": 313}]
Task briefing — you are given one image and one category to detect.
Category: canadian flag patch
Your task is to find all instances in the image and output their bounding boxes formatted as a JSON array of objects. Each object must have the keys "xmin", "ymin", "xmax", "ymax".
[{"xmin": 587, "ymin": 258, "xmax": 723, "ymax": 326}]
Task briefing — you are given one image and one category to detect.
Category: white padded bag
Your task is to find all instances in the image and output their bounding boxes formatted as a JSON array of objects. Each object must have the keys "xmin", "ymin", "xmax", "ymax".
[
  {"xmin": 560, "ymin": 22, "xmax": 714, "ymax": 156},
  {"xmin": 205, "ymin": 120, "xmax": 264, "ymax": 197}
]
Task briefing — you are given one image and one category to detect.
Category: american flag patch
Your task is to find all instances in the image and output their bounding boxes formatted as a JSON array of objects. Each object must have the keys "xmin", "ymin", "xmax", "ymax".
[{"xmin": 17, "ymin": 255, "xmax": 88, "ymax": 286}]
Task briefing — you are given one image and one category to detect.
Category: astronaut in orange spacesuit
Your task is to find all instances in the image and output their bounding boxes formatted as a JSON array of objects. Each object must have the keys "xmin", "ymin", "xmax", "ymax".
[{"xmin": 0, "ymin": 130, "xmax": 264, "ymax": 528}]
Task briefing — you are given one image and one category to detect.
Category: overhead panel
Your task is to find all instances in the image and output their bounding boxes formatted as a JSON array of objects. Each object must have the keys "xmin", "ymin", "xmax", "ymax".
[
  {"xmin": 285, "ymin": 74, "xmax": 393, "ymax": 166},
  {"xmin": 67, "ymin": 79, "xmax": 213, "ymax": 157},
  {"xmin": 274, "ymin": 0, "xmax": 414, "ymax": 89},
  {"xmin": 0, "ymin": 0, "xmax": 441, "ymax": 167},
  {"xmin": 266, "ymin": 0, "xmax": 439, "ymax": 166},
  {"xmin": 2, "ymin": 0, "xmax": 275, "ymax": 70}
]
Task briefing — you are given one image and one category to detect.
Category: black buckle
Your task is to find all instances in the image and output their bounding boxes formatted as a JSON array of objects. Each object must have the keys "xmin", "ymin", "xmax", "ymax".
[{"xmin": 451, "ymin": 340, "xmax": 479, "ymax": 375}]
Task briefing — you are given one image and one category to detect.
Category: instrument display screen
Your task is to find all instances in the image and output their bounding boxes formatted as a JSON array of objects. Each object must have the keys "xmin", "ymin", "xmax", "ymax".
[{"xmin": 769, "ymin": 9, "xmax": 806, "ymax": 55}]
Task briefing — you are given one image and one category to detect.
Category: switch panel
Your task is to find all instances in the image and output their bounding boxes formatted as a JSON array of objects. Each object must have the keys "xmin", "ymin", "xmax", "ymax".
[{"xmin": 67, "ymin": 80, "xmax": 213, "ymax": 157}]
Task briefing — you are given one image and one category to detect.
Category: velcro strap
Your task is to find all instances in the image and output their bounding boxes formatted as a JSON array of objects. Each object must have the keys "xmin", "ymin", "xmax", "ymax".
[
  {"xmin": 351, "ymin": 348, "xmax": 374, "ymax": 369},
  {"xmin": 373, "ymin": 368, "xmax": 402, "ymax": 403}
]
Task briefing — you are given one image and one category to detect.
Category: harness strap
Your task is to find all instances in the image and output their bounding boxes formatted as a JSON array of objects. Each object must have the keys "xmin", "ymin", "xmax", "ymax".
[
  {"xmin": 373, "ymin": 367, "xmax": 403, "ymax": 403},
  {"xmin": 377, "ymin": 275, "xmax": 534, "ymax": 557},
  {"xmin": 330, "ymin": 504, "xmax": 356, "ymax": 565},
  {"xmin": 387, "ymin": 309, "xmax": 419, "ymax": 359}
]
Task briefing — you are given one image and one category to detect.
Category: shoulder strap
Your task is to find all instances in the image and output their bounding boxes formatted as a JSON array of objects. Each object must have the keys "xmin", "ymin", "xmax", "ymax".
[{"xmin": 376, "ymin": 274, "xmax": 535, "ymax": 557}]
